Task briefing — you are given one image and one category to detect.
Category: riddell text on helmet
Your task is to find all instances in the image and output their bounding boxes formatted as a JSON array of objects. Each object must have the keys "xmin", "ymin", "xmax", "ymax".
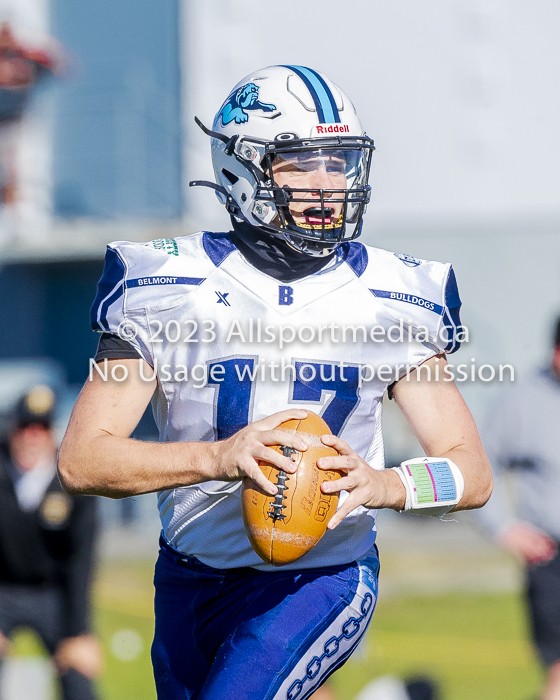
[{"xmin": 311, "ymin": 124, "xmax": 350, "ymax": 135}]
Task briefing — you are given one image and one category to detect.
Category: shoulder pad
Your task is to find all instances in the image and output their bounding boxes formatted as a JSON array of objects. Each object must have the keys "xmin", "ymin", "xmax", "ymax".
[
  {"xmin": 90, "ymin": 233, "xmax": 226, "ymax": 334},
  {"xmin": 343, "ymin": 242, "xmax": 462, "ymax": 354}
]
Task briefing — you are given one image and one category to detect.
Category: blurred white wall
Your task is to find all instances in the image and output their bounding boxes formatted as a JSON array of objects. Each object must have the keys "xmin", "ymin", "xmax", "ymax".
[
  {"xmin": 180, "ymin": 0, "xmax": 560, "ymax": 427},
  {"xmin": 0, "ymin": 0, "xmax": 49, "ymax": 35},
  {"xmin": 181, "ymin": 0, "xmax": 560, "ymax": 226}
]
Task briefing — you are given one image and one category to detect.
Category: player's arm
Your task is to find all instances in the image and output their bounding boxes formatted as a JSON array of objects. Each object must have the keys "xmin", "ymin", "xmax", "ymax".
[
  {"xmin": 318, "ymin": 354, "xmax": 493, "ymax": 528},
  {"xmin": 391, "ymin": 354, "xmax": 492, "ymax": 509},
  {"xmin": 58, "ymin": 359, "xmax": 308, "ymax": 498}
]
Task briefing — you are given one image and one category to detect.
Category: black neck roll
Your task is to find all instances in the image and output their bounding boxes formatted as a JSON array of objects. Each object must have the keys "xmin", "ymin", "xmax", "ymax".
[{"xmin": 229, "ymin": 218, "xmax": 335, "ymax": 283}]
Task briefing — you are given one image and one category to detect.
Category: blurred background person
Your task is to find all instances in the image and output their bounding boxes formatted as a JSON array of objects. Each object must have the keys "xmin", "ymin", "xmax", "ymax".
[
  {"xmin": 0, "ymin": 385, "xmax": 102, "ymax": 700},
  {"xmin": 0, "ymin": 18, "xmax": 64, "ymax": 243},
  {"xmin": 0, "ymin": 21, "xmax": 60, "ymax": 203},
  {"xmin": 476, "ymin": 317, "xmax": 560, "ymax": 700}
]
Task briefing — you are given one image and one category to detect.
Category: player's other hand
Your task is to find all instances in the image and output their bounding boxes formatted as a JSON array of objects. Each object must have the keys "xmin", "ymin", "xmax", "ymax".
[
  {"xmin": 0, "ymin": 630, "xmax": 10, "ymax": 658},
  {"xmin": 317, "ymin": 435, "xmax": 406, "ymax": 529},
  {"xmin": 498, "ymin": 523, "xmax": 557, "ymax": 566},
  {"xmin": 54, "ymin": 634, "xmax": 104, "ymax": 679},
  {"xmin": 211, "ymin": 410, "xmax": 309, "ymax": 496}
]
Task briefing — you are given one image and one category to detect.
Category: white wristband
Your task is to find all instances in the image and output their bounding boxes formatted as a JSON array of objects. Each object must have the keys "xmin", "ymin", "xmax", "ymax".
[{"xmin": 391, "ymin": 457, "xmax": 464, "ymax": 516}]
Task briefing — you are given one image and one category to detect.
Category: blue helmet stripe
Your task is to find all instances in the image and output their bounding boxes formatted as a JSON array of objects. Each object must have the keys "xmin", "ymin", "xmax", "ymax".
[{"xmin": 283, "ymin": 65, "xmax": 340, "ymax": 123}]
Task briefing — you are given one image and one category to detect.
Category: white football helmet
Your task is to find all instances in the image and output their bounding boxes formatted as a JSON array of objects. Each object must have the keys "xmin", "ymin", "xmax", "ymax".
[{"xmin": 191, "ymin": 65, "xmax": 375, "ymax": 257}]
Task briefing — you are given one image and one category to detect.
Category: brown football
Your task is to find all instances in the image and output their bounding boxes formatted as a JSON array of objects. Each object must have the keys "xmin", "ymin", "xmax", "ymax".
[{"xmin": 242, "ymin": 411, "xmax": 341, "ymax": 567}]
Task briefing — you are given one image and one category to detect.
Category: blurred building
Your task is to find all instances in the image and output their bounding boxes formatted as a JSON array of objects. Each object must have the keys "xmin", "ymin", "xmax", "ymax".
[
  {"xmin": 0, "ymin": 0, "xmax": 182, "ymax": 389},
  {"xmin": 0, "ymin": 0, "xmax": 181, "ymax": 534}
]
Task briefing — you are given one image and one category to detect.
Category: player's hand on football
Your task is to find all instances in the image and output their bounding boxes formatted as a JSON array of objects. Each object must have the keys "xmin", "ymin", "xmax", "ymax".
[
  {"xmin": 210, "ymin": 410, "xmax": 309, "ymax": 495},
  {"xmin": 317, "ymin": 435, "xmax": 406, "ymax": 529}
]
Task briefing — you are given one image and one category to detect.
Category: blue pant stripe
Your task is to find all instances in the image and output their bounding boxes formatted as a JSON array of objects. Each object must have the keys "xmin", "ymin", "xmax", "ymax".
[{"xmin": 271, "ymin": 559, "xmax": 377, "ymax": 700}]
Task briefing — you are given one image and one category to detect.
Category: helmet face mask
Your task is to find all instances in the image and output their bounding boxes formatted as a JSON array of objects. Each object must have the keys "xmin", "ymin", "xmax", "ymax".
[
  {"xmin": 256, "ymin": 136, "xmax": 374, "ymax": 256},
  {"xmin": 195, "ymin": 65, "xmax": 375, "ymax": 257}
]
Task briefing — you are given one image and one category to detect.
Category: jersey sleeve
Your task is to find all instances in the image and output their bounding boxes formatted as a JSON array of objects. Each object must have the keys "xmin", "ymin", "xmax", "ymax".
[
  {"xmin": 90, "ymin": 243, "xmax": 153, "ymax": 364},
  {"xmin": 356, "ymin": 246, "xmax": 464, "ymax": 400},
  {"xmin": 399, "ymin": 263, "xmax": 463, "ymax": 379},
  {"xmin": 440, "ymin": 266, "xmax": 462, "ymax": 354},
  {"xmin": 94, "ymin": 333, "xmax": 143, "ymax": 362},
  {"xmin": 90, "ymin": 234, "xmax": 212, "ymax": 367},
  {"xmin": 362, "ymin": 246, "xmax": 463, "ymax": 356},
  {"xmin": 91, "ymin": 245, "xmax": 126, "ymax": 335},
  {"xmin": 404, "ymin": 261, "xmax": 463, "ymax": 356}
]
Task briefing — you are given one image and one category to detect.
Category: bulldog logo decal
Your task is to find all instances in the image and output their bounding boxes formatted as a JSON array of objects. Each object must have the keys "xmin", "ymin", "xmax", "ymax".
[{"xmin": 219, "ymin": 83, "xmax": 277, "ymax": 125}]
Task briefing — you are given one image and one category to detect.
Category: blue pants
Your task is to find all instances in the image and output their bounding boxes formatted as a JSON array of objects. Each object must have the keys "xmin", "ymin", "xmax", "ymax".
[{"xmin": 152, "ymin": 539, "xmax": 379, "ymax": 700}]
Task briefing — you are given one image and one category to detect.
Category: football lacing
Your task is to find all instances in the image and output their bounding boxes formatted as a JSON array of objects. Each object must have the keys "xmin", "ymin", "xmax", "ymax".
[{"xmin": 268, "ymin": 446, "xmax": 297, "ymax": 521}]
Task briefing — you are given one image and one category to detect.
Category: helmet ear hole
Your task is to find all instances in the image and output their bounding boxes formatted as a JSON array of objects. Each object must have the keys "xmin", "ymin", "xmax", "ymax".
[{"xmin": 222, "ymin": 168, "xmax": 239, "ymax": 185}]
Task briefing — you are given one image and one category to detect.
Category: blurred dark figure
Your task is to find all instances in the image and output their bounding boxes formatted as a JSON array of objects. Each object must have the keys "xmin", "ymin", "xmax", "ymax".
[
  {"xmin": 0, "ymin": 385, "xmax": 102, "ymax": 699},
  {"xmin": 477, "ymin": 317, "xmax": 560, "ymax": 700},
  {"xmin": 405, "ymin": 677, "xmax": 439, "ymax": 700}
]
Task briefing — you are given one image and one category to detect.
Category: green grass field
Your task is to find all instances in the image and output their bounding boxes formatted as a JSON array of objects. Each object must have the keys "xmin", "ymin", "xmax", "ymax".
[
  {"xmin": 332, "ymin": 592, "xmax": 542, "ymax": 700},
  {"xmin": 11, "ymin": 559, "xmax": 543, "ymax": 700}
]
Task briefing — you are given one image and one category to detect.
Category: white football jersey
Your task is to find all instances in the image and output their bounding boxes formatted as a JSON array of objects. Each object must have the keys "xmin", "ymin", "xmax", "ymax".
[{"xmin": 91, "ymin": 232, "xmax": 462, "ymax": 571}]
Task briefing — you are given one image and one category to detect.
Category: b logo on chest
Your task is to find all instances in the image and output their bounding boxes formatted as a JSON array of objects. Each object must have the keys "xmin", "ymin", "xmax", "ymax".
[{"xmin": 279, "ymin": 286, "xmax": 294, "ymax": 306}]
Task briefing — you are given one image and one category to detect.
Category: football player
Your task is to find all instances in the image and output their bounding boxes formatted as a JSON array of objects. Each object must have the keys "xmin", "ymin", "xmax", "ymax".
[{"xmin": 58, "ymin": 65, "xmax": 492, "ymax": 700}]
